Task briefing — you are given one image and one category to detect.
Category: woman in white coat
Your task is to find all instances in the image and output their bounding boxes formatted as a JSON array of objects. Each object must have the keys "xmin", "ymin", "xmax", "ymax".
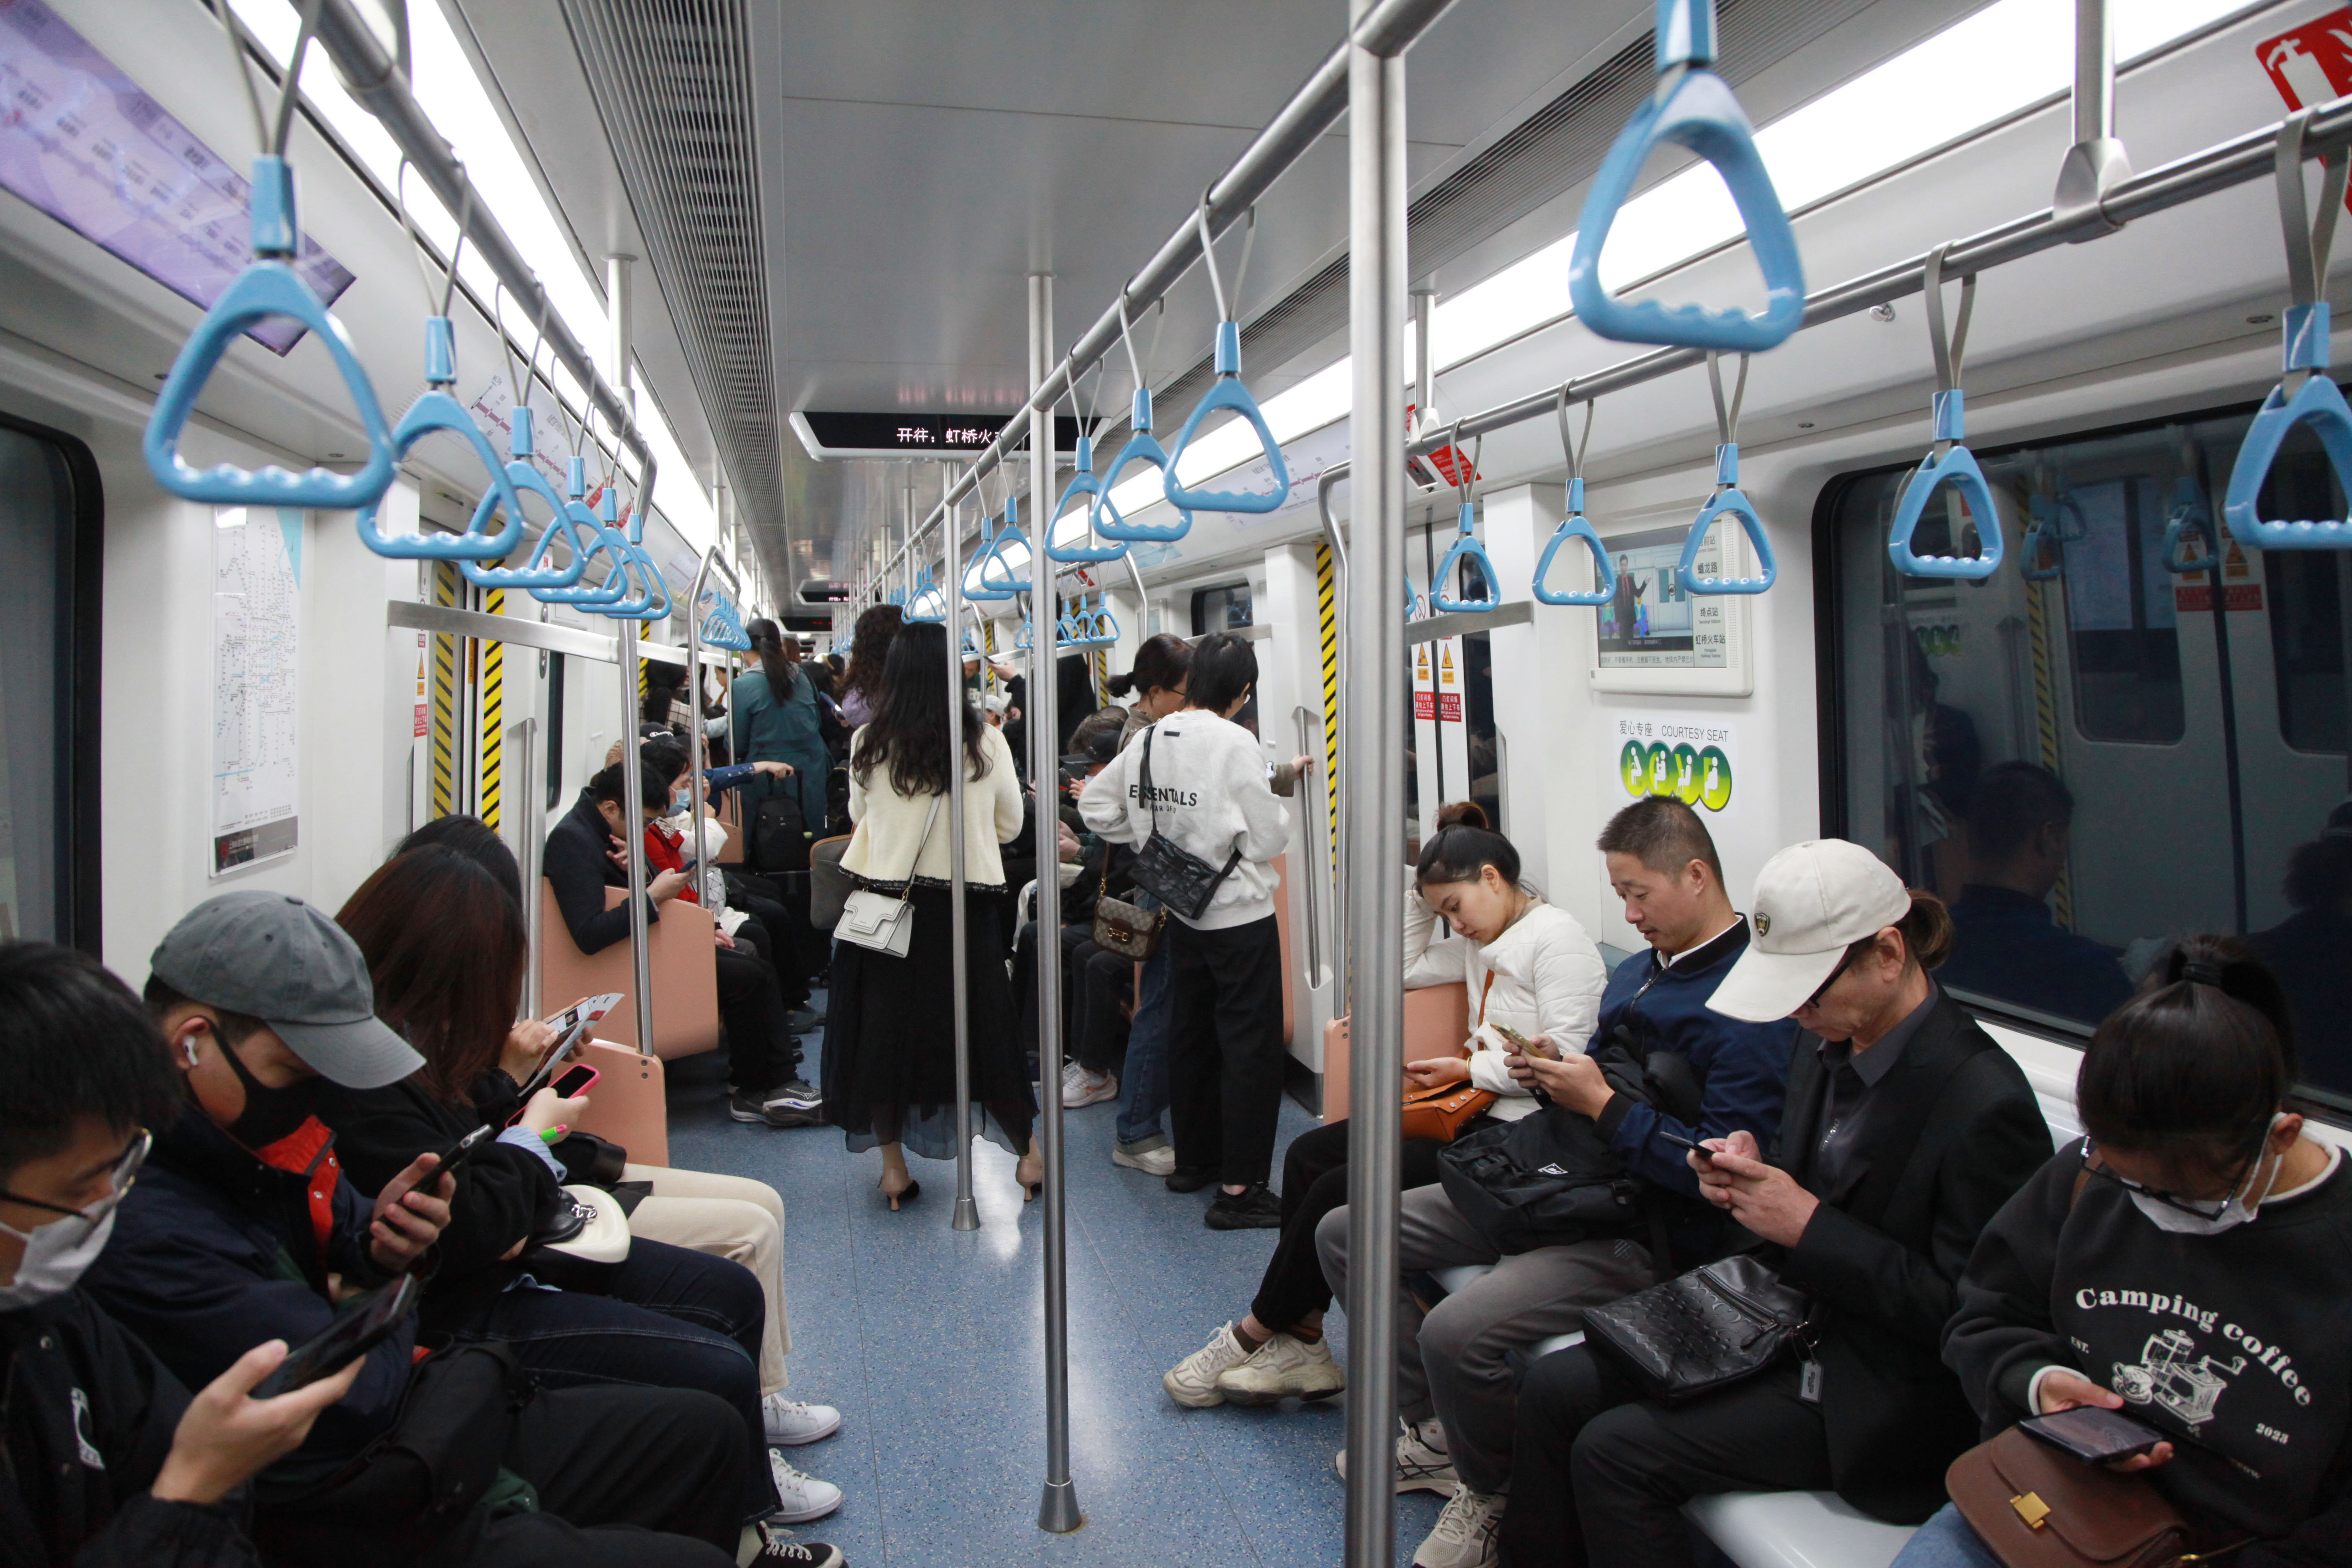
[{"xmin": 1160, "ymin": 803, "xmax": 1608, "ymax": 1408}]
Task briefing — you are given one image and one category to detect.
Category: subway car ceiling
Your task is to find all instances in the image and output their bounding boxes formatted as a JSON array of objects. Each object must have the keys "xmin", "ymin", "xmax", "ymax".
[{"xmin": 1, "ymin": 1, "xmax": 2348, "ymax": 1070}]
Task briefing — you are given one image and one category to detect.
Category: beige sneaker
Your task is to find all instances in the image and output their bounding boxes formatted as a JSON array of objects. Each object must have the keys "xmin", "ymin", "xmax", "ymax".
[
  {"xmin": 1162, "ymin": 1323, "xmax": 1253, "ymax": 1408},
  {"xmin": 1215, "ymin": 1332, "xmax": 1344, "ymax": 1405},
  {"xmin": 1412, "ymin": 1484, "xmax": 1505, "ymax": 1568},
  {"xmin": 1334, "ymin": 1415, "xmax": 1458, "ymax": 1494}
]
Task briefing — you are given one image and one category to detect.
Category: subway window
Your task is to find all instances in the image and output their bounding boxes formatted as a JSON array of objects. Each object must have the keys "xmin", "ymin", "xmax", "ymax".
[
  {"xmin": 1824, "ymin": 400, "xmax": 2351, "ymax": 1112},
  {"xmin": 0, "ymin": 415, "xmax": 101, "ymax": 951}
]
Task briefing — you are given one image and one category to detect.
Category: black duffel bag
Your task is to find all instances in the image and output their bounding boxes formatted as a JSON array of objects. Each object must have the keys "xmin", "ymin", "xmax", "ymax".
[
  {"xmin": 1436, "ymin": 1103, "xmax": 1647, "ymax": 1255},
  {"xmin": 254, "ymin": 1342, "xmax": 539, "ymax": 1568}
]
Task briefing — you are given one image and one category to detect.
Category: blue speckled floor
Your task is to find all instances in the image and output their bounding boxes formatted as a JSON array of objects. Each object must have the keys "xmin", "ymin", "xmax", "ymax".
[{"xmin": 663, "ymin": 1015, "xmax": 1447, "ymax": 1568}]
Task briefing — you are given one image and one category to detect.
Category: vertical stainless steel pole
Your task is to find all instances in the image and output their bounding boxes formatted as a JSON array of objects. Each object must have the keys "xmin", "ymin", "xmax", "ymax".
[
  {"xmin": 618, "ymin": 625, "xmax": 654, "ymax": 1052},
  {"xmin": 1343, "ymin": 6, "xmax": 1408, "ymax": 1567},
  {"xmin": 516, "ymin": 714, "xmax": 542, "ymax": 1017},
  {"xmin": 1031, "ymin": 271, "xmax": 1082, "ymax": 1536},
  {"xmin": 2053, "ymin": 0, "xmax": 2128, "ymax": 233},
  {"xmin": 947, "ymin": 463, "xmax": 980, "ymax": 1234}
]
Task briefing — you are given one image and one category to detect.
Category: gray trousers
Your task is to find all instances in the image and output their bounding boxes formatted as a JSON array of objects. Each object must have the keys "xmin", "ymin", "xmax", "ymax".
[{"xmin": 1317, "ymin": 1182, "xmax": 1656, "ymax": 1496}]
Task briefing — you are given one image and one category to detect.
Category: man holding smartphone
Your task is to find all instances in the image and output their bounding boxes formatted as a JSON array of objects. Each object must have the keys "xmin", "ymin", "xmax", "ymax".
[{"xmin": 81, "ymin": 893, "xmax": 767, "ymax": 1568}]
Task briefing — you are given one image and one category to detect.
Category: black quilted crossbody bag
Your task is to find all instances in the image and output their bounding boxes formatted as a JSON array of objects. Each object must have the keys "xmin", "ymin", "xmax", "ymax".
[{"xmin": 1127, "ymin": 725, "xmax": 1243, "ymax": 923}]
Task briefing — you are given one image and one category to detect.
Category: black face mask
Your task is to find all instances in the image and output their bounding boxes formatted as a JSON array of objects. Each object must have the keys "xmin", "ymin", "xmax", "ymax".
[{"xmin": 218, "ymin": 1035, "xmax": 322, "ymax": 1150}]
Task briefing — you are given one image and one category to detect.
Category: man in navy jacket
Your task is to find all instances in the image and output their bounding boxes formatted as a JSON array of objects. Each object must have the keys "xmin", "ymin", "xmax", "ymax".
[{"xmin": 83, "ymin": 892, "xmax": 756, "ymax": 1568}]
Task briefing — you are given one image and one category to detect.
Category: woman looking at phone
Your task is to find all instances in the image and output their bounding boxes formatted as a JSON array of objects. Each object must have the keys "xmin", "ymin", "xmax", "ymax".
[
  {"xmin": 1895, "ymin": 938, "xmax": 2352, "ymax": 1568},
  {"xmin": 1160, "ymin": 805, "xmax": 1608, "ymax": 1411},
  {"xmin": 322, "ymin": 844, "xmax": 847, "ymax": 1531}
]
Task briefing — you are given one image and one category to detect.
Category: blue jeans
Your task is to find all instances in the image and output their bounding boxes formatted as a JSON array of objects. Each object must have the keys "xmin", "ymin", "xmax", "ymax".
[
  {"xmin": 1116, "ymin": 895, "xmax": 1173, "ymax": 1146},
  {"xmin": 1890, "ymin": 1504, "xmax": 2001, "ymax": 1568}
]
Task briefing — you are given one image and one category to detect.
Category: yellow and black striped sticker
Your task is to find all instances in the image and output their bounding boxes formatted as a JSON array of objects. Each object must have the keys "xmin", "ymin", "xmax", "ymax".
[
  {"xmin": 2024, "ymin": 574, "xmax": 2072, "ymax": 926},
  {"xmin": 430, "ymin": 562, "xmax": 459, "ymax": 820},
  {"xmin": 478, "ymin": 588, "xmax": 504, "ymax": 832},
  {"xmin": 1315, "ymin": 538, "xmax": 1339, "ymax": 865}
]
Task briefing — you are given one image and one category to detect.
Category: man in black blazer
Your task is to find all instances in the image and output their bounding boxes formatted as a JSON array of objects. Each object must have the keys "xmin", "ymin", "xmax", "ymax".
[{"xmin": 1497, "ymin": 840, "xmax": 2050, "ymax": 1568}]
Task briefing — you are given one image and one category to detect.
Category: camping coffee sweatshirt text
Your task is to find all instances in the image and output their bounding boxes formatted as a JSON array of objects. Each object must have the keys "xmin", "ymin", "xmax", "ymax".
[
  {"xmin": 1078, "ymin": 710, "xmax": 1289, "ymax": 931},
  {"xmin": 1945, "ymin": 1140, "xmax": 2352, "ymax": 1562}
]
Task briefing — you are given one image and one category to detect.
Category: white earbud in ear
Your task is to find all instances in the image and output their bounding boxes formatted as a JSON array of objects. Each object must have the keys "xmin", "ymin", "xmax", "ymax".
[{"xmin": 180, "ymin": 1035, "xmax": 199, "ymax": 1068}]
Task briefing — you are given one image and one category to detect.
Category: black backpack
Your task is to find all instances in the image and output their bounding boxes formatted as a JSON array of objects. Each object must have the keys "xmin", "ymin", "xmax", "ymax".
[
  {"xmin": 254, "ymin": 1343, "xmax": 538, "ymax": 1567},
  {"xmin": 1436, "ymin": 1104, "xmax": 1647, "ymax": 1255},
  {"xmin": 752, "ymin": 790, "xmax": 812, "ymax": 874}
]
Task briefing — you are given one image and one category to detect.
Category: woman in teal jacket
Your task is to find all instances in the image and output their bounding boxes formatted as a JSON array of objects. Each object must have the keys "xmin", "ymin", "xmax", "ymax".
[{"xmin": 734, "ymin": 619, "xmax": 832, "ymax": 831}]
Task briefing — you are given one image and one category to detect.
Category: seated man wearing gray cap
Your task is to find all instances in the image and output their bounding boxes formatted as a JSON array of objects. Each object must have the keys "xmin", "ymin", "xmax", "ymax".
[
  {"xmin": 1498, "ymin": 840, "xmax": 2052, "ymax": 1568},
  {"xmin": 80, "ymin": 892, "xmax": 781, "ymax": 1568}
]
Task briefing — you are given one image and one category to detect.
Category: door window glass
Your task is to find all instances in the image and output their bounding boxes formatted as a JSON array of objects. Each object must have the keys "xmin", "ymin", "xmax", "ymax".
[
  {"xmin": 0, "ymin": 419, "xmax": 96, "ymax": 947},
  {"xmin": 1827, "ymin": 400, "xmax": 2352, "ymax": 1115}
]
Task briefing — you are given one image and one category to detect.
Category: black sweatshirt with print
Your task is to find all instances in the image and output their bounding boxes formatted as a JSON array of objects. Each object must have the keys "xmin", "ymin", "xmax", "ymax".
[{"xmin": 1943, "ymin": 1141, "xmax": 2352, "ymax": 1565}]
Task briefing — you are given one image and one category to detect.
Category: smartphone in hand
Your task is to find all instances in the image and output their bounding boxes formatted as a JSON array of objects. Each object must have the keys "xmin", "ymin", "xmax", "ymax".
[
  {"xmin": 548, "ymin": 1063, "xmax": 599, "ymax": 1099},
  {"xmin": 1491, "ymin": 1024, "xmax": 1553, "ymax": 1059},
  {"xmin": 250, "ymin": 1274, "xmax": 420, "ymax": 1398},
  {"xmin": 1654, "ymin": 1128, "xmax": 1715, "ymax": 1164},
  {"xmin": 2021, "ymin": 1406, "xmax": 2168, "ymax": 1465},
  {"xmin": 431, "ymin": 1124, "xmax": 495, "ymax": 1181}
]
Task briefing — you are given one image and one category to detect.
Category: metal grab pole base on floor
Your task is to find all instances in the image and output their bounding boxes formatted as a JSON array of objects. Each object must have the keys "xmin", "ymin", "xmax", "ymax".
[{"xmin": 1037, "ymin": 1478, "xmax": 1083, "ymax": 1535}]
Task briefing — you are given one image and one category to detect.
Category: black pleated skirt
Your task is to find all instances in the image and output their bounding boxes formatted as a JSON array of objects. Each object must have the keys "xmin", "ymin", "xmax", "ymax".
[{"xmin": 820, "ymin": 884, "xmax": 1035, "ymax": 1160}]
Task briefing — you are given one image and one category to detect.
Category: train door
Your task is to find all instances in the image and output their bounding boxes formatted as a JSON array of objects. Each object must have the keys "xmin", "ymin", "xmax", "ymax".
[{"xmin": 1826, "ymin": 403, "xmax": 2351, "ymax": 1110}]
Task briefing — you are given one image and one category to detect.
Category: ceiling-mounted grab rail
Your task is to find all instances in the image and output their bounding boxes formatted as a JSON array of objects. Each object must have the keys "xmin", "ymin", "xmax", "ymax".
[
  {"xmin": 1097, "ymin": 297, "xmax": 1194, "ymax": 542},
  {"xmin": 148, "ymin": 0, "xmax": 397, "ymax": 509},
  {"xmin": 1568, "ymin": 0, "xmax": 1805, "ymax": 353},
  {"xmin": 1680, "ymin": 352, "xmax": 1775, "ymax": 594},
  {"xmin": 1887, "ymin": 243, "xmax": 2003, "ymax": 579},
  {"xmin": 2225, "ymin": 108, "xmax": 2352, "ymax": 550},
  {"xmin": 1532, "ymin": 391, "xmax": 1615, "ymax": 606},
  {"xmin": 1165, "ymin": 201, "xmax": 1290, "ymax": 514},
  {"xmin": 1429, "ymin": 423, "xmax": 1498, "ymax": 613},
  {"xmin": 358, "ymin": 168, "xmax": 524, "ymax": 559}
]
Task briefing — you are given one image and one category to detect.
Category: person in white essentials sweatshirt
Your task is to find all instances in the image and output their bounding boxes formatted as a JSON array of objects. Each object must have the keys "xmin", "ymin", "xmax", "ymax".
[{"xmin": 1080, "ymin": 633, "xmax": 1304, "ymax": 1230}]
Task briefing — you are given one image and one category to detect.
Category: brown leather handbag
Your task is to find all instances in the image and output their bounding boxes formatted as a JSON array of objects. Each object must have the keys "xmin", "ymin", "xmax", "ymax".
[
  {"xmin": 1401, "ymin": 1078, "xmax": 1497, "ymax": 1141},
  {"xmin": 1947, "ymin": 1427, "xmax": 2205, "ymax": 1568},
  {"xmin": 1091, "ymin": 861, "xmax": 1165, "ymax": 960}
]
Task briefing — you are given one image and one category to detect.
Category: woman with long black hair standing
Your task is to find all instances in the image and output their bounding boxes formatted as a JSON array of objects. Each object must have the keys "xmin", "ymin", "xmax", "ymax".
[
  {"xmin": 836, "ymin": 603, "xmax": 902, "ymax": 729},
  {"xmin": 823, "ymin": 621, "xmax": 1039, "ymax": 1208}
]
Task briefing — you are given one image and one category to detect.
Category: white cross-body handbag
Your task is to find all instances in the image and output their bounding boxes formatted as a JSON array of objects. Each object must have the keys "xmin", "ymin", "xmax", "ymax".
[{"xmin": 834, "ymin": 794, "xmax": 942, "ymax": 958}]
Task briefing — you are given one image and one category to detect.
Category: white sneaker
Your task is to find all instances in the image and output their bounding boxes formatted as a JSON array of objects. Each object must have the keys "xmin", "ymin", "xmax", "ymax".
[
  {"xmin": 1162, "ymin": 1323, "xmax": 1253, "ymax": 1408},
  {"xmin": 763, "ymin": 1394, "xmax": 842, "ymax": 1446},
  {"xmin": 1412, "ymin": 1484, "xmax": 1505, "ymax": 1568},
  {"xmin": 1062, "ymin": 1065, "xmax": 1118, "ymax": 1108},
  {"xmin": 762, "ymin": 1450, "xmax": 843, "ymax": 1523},
  {"xmin": 1215, "ymin": 1332, "xmax": 1345, "ymax": 1405},
  {"xmin": 1113, "ymin": 1139, "xmax": 1176, "ymax": 1176},
  {"xmin": 1334, "ymin": 1416, "xmax": 1458, "ymax": 1494}
]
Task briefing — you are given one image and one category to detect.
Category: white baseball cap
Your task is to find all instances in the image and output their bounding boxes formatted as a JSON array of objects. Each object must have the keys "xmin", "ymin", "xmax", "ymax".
[{"xmin": 1707, "ymin": 839, "xmax": 1912, "ymax": 1022}]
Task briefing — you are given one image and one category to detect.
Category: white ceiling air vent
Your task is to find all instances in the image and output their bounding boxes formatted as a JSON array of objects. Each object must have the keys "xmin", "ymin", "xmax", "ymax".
[{"xmin": 561, "ymin": 0, "xmax": 781, "ymax": 533}]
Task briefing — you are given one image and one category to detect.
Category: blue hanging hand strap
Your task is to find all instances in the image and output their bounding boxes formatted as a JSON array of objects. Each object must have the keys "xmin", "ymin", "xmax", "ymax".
[
  {"xmin": 1098, "ymin": 402, "xmax": 1195, "ymax": 544},
  {"xmin": 1568, "ymin": 0, "xmax": 1805, "ymax": 353},
  {"xmin": 1088, "ymin": 592, "xmax": 1122, "ymax": 646},
  {"xmin": 1888, "ymin": 245, "xmax": 2004, "ymax": 580},
  {"xmin": 1014, "ymin": 614, "xmax": 1035, "ymax": 651},
  {"xmin": 2161, "ymin": 475, "xmax": 2218, "ymax": 575},
  {"xmin": 702, "ymin": 589, "xmax": 754, "ymax": 651},
  {"xmin": 1533, "ymin": 392, "xmax": 1618, "ymax": 606},
  {"xmin": 2019, "ymin": 484, "xmax": 2085, "ymax": 582},
  {"xmin": 356, "ymin": 319, "xmax": 527, "ymax": 560},
  {"xmin": 975, "ymin": 495, "xmax": 1033, "ymax": 595},
  {"xmin": 462, "ymin": 405, "xmax": 590, "ymax": 589},
  {"xmin": 1405, "ymin": 574, "xmax": 1423, "ymax": 620},
  {"xmin": 530, "ymin": 483, "xmax": 629, "ymax": 605},
  {"xmin": 1163, "ymin": 202, "xmax": 1289, "ymax": 515},
  {"xmin": 146, "ymin": 155, "xmax": 398, "ymax": 509},
  {"xmin": 2226, "ymin": 109, "xmax": 2352, "ymax": 551},
  {"xmin": 905, "ymin": 565, "xmax": 946, "ymax": 623},
  {"xmin": 1430, "ymin": 424, "xmax": 1501, "ymax": 612},
  {"xmin": 1047, "ymin": 435, "xmax": 1127, "ymax": 562},
  {"xmin": 1680, "ymin": 353, "xmax": 1776, "ymax": 594}
]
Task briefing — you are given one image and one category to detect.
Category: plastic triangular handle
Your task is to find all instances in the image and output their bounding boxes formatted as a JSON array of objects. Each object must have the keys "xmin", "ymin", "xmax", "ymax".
[
  {"xmin": 1887, "ymin": 446, "xmax": 2004, "ymax": 579},
  {"xmin": 1569, "ymin": 70, "xmax": 1805, "ymax": 353},
  {"xmin": 356, "ymin": 390, "xmax": 527, "ymax": 560},
  {"xmin": 1430, "ymin": 502, "xmax": 1503, "ymax": 612},
  {"xmin": 1534, "ymin": 483, "xmax": 1617, "ymax": 606},
  {"xmin": 2224, "ymin": 374, "xmax": 2352, "ymax": 549},
  {"xmin": 461, "ymin": 462, "xmax": 590, "ymax": 590},
  {"xmin": 145, "ymin": 260, "xmax": 397, "ymax": 508},
  {"xmin": 1163, "ymin": 327, "xmax": 1290, "ymax": 514},
  {"xmin": 1678, "ymin": 484, "xmax": 1777, "ymax": 595}
]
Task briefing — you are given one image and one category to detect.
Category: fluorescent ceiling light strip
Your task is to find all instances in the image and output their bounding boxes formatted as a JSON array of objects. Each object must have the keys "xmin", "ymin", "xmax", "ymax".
[{"xmin": 1096, "ymin": 0, "xmax": 2243, "ymax": 524}]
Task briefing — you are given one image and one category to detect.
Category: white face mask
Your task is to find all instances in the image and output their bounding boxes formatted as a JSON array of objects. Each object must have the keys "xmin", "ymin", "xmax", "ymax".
[
  {"xmin": 0, "ymin": 1207, "xmax": 116, "ymax": 1310},
  {"xmin": 2128, "ymin": 1114, "xmax": 2285, "ymax": 1237}
]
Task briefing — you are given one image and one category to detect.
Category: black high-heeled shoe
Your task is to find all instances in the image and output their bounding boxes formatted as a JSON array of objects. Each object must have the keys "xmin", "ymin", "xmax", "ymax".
[{"xmin": 880, "ymin": 1177, "xmax": 921, "ymax": 1212}]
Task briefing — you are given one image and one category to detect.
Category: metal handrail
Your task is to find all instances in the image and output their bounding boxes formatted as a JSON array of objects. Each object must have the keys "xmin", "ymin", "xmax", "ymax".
[{"xmin": 1292, "ymin": 706, "xmax": 1329, "ymax": 988}]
